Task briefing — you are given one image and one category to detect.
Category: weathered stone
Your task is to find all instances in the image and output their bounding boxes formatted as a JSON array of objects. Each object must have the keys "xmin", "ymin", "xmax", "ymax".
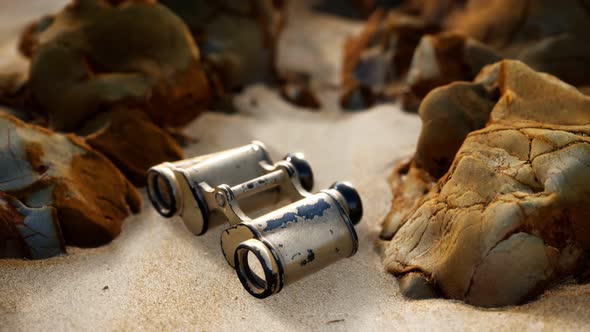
[
  {"xmin": 279, "ymin": 72, "xmax": 321, "ymax": 110},
  {"xmin": 160, "ymin": 0, "xmax": 283, "ymax": 96},
  {"xmin": 405, "ymin": 32, "xmax": 501, "ymax": 106},
  {"xmin": 0, "ymin": 192, "xmax": 64, "ymax": 259},
  {"xmin": 381, "ymin": 159, "xmax": 435, "ymax": 239},
  {"xmin": 81, "ymin": 108, "xmax": 184, "ymax": 186},
  {"xmin": 312, "ymin": 0, "xmax": 400, "ymax": 19},
  {"xmin": 398, "ymin": 272, "xmax": 437, "ymax": 300},
  {"xmin": 341, "ymin": 10, "xmax": 438, "ymax": 109},
  {"xmin": 0, "ymin": 111, "xmax": 141, "ymax": 258},
  {"xmin": 414, "ymin": 79, "xmax": 497, "ymax": 178},
  {"xmin": 27, "ymin": 0, "xmax": 211, "ymax": 131},
  {"xmin": 444, "ymin": 0, "xmax": 590, "ymax": 51},
  {"xmin": 517, "ymin": 34, "xmax": 590, "ymax": 87},
  {"xmin": 383, "ymin": 60, "xmax": 590, "ymax": 307},
  {"xmin": 342, "ymin": 0, "xmax": 590, "ymax": 110}
]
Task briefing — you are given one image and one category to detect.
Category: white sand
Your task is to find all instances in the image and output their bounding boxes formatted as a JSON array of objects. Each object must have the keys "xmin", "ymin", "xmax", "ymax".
[{"xmin": 1, "ymin": 1, "xmax": 590, "ymax": 331}]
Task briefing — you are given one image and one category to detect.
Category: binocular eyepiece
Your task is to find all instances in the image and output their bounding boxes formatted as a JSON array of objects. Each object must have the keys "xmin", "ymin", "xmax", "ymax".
[{"xmin": 147, "ymin": 141, "xmax": 362, "ymax": 298}]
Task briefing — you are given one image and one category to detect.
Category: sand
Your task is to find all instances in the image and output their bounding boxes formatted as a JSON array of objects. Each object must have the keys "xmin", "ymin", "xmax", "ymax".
[{"xmin": 1, "ymin": 1, "xmax": 590, "ymax": 331}]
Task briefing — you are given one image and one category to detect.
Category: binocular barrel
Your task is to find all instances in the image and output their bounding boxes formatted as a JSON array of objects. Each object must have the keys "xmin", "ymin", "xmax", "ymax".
[
  {"xmin": 221, "ymin": 182, "xmax": 362, "ymax": 298},
  {"xmin": 147, "ymin": 142, "xmax": 314, "ymax": 235},
  {"xmin": 147, "ymin": 141, "xmax": 271, "ymax": 215}
]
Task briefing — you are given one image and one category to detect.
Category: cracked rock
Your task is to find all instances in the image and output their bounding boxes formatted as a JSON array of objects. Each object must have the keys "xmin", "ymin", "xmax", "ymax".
[
  {"xmin": 382, "ymin": 60, "xmax": 590, "ymax": 307},
  {"xmin": 0, "ymin": 111, "xmax": 141, "ymax": 258}
]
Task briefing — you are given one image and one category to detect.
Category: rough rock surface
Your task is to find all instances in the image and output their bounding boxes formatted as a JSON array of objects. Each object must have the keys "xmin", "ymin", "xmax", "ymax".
[
  {"xmin": 27, "ymin": 0, "xmax": 211, "ymax": 131},
  {"xmin": 161, "ymin": 0, "xmax": 283, "ymax": 103},
  {"xmin": 279, "ymin": 72, "xmax": 321, "ymax": 110},
  {"xmin": 341, "ymin": 10, "xmax": 437, "ymax": 109},
  {"xmin": 382, "ymin": 60, "xmax": 590, "ymax": 307},
  {"xmin": 312, "ymin": 0, "xmax": 400, "ymax": 19},
  {"xmin": 0, "ymin": 192, "xmax": 64, "ymax": 259},
  {"xmin": 404, "ymin": 32, "xmax": 501, "ymax": 110},
  {"xmin": 0, "ymin": 111, "xmax": 141, "ymax": 258},
  {"xmin": 81, "ymin": 108, "xmax": 184, "ymax": 186},
  {"xmin": 3, "ymin": 1, "xmax": 590, "ymax": 325},
  {"xmin": 342, "ymin": 0, "xmax": 590, "ymax": 110}
]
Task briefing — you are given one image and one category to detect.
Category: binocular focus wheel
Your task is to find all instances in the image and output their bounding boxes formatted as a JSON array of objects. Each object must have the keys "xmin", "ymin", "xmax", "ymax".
[
  {"xmin": 330, "ymin": 181, "xmax": 363, "ymax": 225},
  {"xmin": 234, "ymin": 239, "xmax": 281, "ymax": 299},
  {"xmin": 283, "ymin": 153, "xmax": 314, "ymax": 192}
]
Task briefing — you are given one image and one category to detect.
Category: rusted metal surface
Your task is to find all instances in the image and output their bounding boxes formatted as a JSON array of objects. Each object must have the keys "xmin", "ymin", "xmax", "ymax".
[{"xmin": 147, "ymin": 141, "xmax": 362, "ymax": 298}]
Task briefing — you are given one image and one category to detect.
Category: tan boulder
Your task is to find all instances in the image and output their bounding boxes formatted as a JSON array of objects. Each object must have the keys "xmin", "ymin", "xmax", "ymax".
[
  {"xmin": 382, "ymin": 60, "xmax": 590, "ymax": 307},
  {"xmin": 405, "ymin": 33, "xmax": 501, "ymax": 109}
]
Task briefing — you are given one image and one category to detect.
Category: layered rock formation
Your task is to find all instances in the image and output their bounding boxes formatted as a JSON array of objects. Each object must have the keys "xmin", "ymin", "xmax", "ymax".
[
  {"xmin": 382, "ymin": 60, "xmax": 590, "ymax": 307},
  {"xmin": 0, "ymin": 112, "xmax": 140, "ymax": 259},
  {"xmin": 0, "ymin": 0, "xmax": 293, "ymax": 258},
  {"xmin": 342, "ymin": 0, "xmax": 590, "ymax": 110}
]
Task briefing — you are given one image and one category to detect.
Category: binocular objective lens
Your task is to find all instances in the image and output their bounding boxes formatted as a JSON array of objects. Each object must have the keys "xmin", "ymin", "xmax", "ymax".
[
  {"xmin": 147, "ymin": 170, "xmax": 177, "ymax": 217},
  {"xmin": 245, "ymin": 250, "xmax": 267, "ymax": 289},
  {"xmin": 235, "ymin": 239, "xmax": 278, "ymax": 298}
]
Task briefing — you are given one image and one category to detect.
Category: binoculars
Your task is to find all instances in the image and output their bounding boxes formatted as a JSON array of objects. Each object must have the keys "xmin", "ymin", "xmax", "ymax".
[{"xmin": 147, "ymin": 141, "xmax": 362, "ymax": 298}]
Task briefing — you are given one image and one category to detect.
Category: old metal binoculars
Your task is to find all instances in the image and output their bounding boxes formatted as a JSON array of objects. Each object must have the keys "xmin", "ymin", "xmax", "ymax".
[{"xmin": 147, "ymin": 141, "xmax": 362, "ymax": 298}]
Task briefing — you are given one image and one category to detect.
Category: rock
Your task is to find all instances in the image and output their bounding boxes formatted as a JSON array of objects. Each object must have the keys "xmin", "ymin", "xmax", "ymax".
[
  {"xmin": 381, "ymin": 159, "xmax": 435, "ymax": 239},
  {"xmin": 0, "ymin": 111, "xmax": 141, "ymax": 257},
  {"xmin": 279, "ymin": 72, "xmax": 321, "ymax": 109},
  {"xmin": 0, "ymin": 192, "xmax": 64, "ymax": 259},
  {"xmin": 405, "ymin": 32, "xmax": 501, "ymax": 108},
  {"xmin": 0, "ymin": 68, "xmax": 32, "ymax": 115},
  {"xmin": 27, "ymin": 0, "xmax": 211, "ymax": 131},
  {"xmin": 413, "ymin": 79, "xmax": 497, "ymax": 178},
  {"xmin": 312, "ymin": 0, "xmax": 400, "ymax": 19},
  {"xmin": 160, "ymin": 0, "xmax": 283, "ymax": 96},
  {"xmin": 401, "ymin": 0, "xmax": 463, "ymax": 26},
  {"xmin": 342, "ymin": 0, "xmax": 590, "ymax": 110},
  {"xmin": 17, "ymin": 15, "xmax": 54, "ymax": 58},
  {"xmin": 341, "ymin": 10, "xmax": 438, "ymax": 109},
  {"xmin": 443, "ymin": 0, "xmax": 590, "ymax": 87},
  {"xmin": 81, "ymin": 108, "xmax": 184, "ymax": 186},
  {"xmin": 398, "ymin": 272, "xmax": 437, "ymax": 300},
  {"xmin": 444, "ymin": 0, "xmax": 590, "ymax": 52},
  {"xmin": 382, "ymin": 60, "xmax": 590, "ymax": 307},
  {"xmin": 517, "ymin": 34, "xmax": 590, "ymax": 87}
]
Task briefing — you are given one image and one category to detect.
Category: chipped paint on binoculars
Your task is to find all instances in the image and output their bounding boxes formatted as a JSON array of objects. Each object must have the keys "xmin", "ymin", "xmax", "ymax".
[{"xmin": 147, "ymin": 141, "xmax": 362, "ymax": 298}]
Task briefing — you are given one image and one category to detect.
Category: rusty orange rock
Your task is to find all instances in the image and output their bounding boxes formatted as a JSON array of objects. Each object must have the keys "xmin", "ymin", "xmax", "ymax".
[{"xmin": 0, "ymin": 111, "xmax": 140, "ymax": 258}]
